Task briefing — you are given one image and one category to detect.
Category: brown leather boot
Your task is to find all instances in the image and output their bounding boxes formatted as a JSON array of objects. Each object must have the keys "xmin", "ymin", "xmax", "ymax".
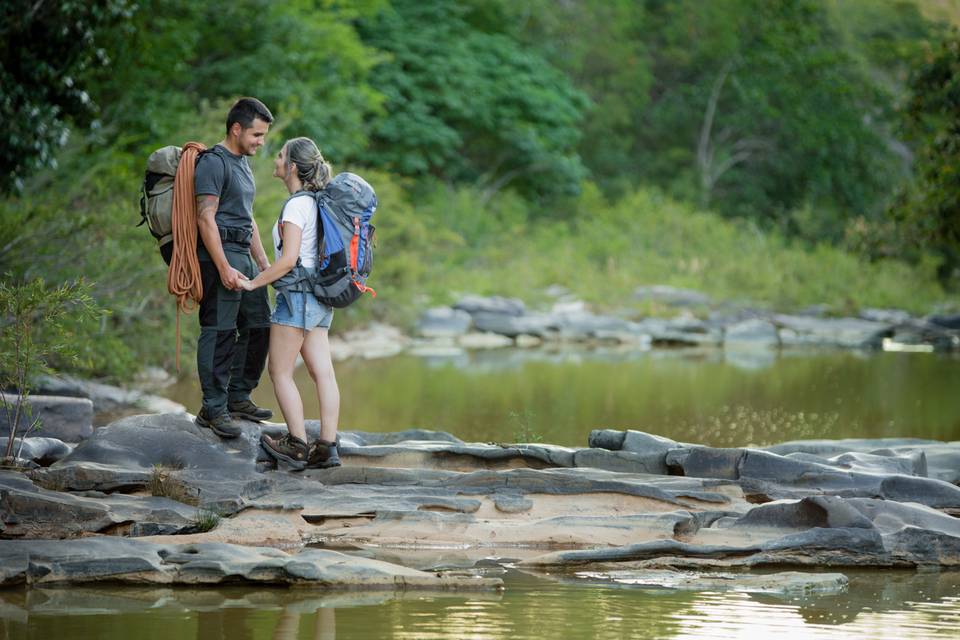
[{"xmin": 260, "ymin": 433, "xmax": 308, "ymax": 470}]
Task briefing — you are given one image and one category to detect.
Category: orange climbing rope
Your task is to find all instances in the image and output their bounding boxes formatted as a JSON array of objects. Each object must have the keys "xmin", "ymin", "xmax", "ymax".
[{"xmin": 167, "ymin": 142, "xmax": 207, "ymax": 371}]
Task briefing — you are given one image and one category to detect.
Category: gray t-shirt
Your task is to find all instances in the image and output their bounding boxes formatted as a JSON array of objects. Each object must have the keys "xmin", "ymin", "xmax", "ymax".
[{"xmin": 194, "ymin": 144, "xmax": 256, "ymax": 234}]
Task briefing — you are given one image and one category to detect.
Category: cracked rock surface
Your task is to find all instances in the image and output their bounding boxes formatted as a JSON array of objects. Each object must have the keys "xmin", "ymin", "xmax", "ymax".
[{"xmin": 3, "ymin": 414, "xmax": 960, "ymax": 591}]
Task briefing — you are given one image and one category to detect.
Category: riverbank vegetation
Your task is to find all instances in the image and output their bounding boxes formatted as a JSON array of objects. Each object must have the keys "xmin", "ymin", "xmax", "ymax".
[{"xmin": 1, "ymin": 0, "xmax": 958, "ymax": 379}]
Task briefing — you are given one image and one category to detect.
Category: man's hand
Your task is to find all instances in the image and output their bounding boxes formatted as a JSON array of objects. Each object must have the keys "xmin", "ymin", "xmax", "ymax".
[{"xmin": 219, "ymin": 267, "xmax": 248, "ymax": 291}]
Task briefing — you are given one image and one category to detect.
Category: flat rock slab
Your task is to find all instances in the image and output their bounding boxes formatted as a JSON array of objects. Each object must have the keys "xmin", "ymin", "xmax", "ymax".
[
  {"xmin": 592, "ymin": 429, "xmax": 960, "ymax": 509},
  {"xmin": 520, "ymin": 495, "xmax": 960, "ymax": 569},
  {"xmin": 0, "ymin": 470, "xmax": 201, "ymax": 539},
  {"xmin": 0, "ymin": 537, "xmax": 502, "ymax": 590},
  {"xmin": 561, "ymin": 568, "xmax": 848, "ymax": 595}
]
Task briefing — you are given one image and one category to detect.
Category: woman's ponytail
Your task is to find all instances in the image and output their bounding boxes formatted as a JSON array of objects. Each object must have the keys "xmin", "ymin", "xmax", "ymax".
[{"xmin": 284, "ymin": 137, "xmax": 332, "ymax": 192}]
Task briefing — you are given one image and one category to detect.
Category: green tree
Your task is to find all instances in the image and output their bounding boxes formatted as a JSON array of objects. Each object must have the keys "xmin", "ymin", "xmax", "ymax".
[
  {"xmin": 85, "ymin": 0, "xmax": 385, "ymax": 159},
  {"xmin": 0, "ymin": 277, "xmax": 102, "ymax": 461},
  {"xmin": 634, "ymin": 0, "xmax": 898, "ymax": 236},
  {"xmin": 496, "ymin": 0, "xmax": 651, "ymax": 197},
  {"xmin": 0, "ymin": 0, "xmax": 134, "ymax": 192},
  {"xmin": 891, "ymin": 29, "xmax": 960, "ymax": 283},
  {"xmin": 357, "ymin": 0, "xmax": 588, "ymax": 202}
]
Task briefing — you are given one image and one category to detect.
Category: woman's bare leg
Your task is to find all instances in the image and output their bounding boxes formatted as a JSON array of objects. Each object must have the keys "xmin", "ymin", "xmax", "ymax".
[
  {"xmin": 268, "ymin": 324, "xmax": 307, "ymax": 442},
  {"xmin": 301, "ymin": 327, "xmax": 339, "ymax": 442}
]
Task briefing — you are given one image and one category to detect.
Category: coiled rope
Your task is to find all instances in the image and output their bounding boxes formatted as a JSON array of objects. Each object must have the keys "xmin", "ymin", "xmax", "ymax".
[{"xmin": 167, "ymin": 141, "xmax": 207, "ymax": 371}]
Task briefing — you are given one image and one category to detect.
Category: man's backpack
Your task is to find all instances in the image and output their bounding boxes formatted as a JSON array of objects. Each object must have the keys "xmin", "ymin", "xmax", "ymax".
[
  {"xmin": 139, "ymin": 145, "xmax": 228, "ymax": 265},
  {"xmin": 281, "ymin": 173, "xmax": 378, "ymax": 308},
  {"xmin": 138, "ymin": 146, "xmax": 180, "ymax": 264}
]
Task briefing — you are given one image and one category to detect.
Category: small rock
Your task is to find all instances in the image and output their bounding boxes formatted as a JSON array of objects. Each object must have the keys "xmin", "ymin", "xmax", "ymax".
[
  {"xmin": 458, "ymin": 332, "xmax": 514, "ymax": 349},
  {"xmin": 633, "ymin": 286, "xmax": 711, "ymax": 307},
  {"xmin": 417, "ymin": 307, "xmax": 473, "ymax": 338},
  {"xmin": 454, "ymin": 295, "xmax": 526, "ymax": 317}
]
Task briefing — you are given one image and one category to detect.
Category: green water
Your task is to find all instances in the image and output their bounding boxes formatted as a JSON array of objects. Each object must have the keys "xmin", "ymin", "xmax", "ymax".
[
  {"xmin": 4, "ymin": 569, "xmax": 959, "ymax": 639},
  {"xmin": 165, "ymin": 348, "xmax": 960, "ymax": 447}
]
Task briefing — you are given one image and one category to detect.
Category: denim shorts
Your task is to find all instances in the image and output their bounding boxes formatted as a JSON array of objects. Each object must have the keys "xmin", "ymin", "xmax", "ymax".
[{"xmin": 271, "ymin": 291, "xmax": 334, "ymax": 331}]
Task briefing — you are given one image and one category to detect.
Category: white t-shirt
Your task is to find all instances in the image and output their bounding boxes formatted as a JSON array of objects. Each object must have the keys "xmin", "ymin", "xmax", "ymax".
[{"xmin": 272, "ymin": 194, "xmax": 319, "ymax": 268}]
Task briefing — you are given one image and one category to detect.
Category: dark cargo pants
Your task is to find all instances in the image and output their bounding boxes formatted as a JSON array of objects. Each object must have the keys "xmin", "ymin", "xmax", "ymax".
[{"xmin": 197, "ymin": 250, "xmax": 271, "ymax": 417}]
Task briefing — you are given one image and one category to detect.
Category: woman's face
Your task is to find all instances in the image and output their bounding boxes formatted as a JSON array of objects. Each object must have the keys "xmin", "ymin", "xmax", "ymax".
[{"xmin": 272, "ymin": 145, "xmax": 288, "ymax": 179}]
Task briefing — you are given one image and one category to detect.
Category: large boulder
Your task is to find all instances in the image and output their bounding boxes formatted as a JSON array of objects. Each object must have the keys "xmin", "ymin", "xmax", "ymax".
[
  {"xmin": 0, "ymin": 437, "xmax": 71, "ymax": 466},
  {"xmin": 417, "ymin": 307, "xmax": 473, "ymax": 338},
  {"xmin": 723, "ymin": 318, "xmax": 780, "ymax": 349},
  {"xmin": 471, "ymin": 312, "xmax": 556, "ymax": 338},
  {"xmin": 773, "ymin": 315, "xmax": 893, "ymax": 349}
]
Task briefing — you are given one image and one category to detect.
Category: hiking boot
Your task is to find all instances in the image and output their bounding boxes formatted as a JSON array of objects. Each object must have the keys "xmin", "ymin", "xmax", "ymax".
[
  {"xmin": 260, "ymin": 433, "xmax": 309, "ymax": 470},
  {"xmin": 228, "ymin": 399, "xmax": 273, "ymax": 422},
  {"xmin": 305, "ymin": 437, "xmax": 341, "ymax": 469},
  {"xmin": 195, "ymin": 408, "xmax": 242, "ymax": 439}
]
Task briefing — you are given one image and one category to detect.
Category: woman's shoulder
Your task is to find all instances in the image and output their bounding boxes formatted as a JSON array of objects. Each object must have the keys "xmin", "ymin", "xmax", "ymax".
[{"xmin": 282, "ymin": 192, "xmax": 317, "ymax": 219}]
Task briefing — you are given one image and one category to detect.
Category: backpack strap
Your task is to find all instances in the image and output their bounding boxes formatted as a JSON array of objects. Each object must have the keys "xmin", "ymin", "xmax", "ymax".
[
  {"xmin": 197, "ymin": 145, "xmax": 233, "ymax": 200},
  {"xmin": 276, "ymin": 190, "xmax": 316, "ymax": 253}
]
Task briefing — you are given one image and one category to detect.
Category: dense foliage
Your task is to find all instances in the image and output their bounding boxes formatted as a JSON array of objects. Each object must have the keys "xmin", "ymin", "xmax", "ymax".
[{"xmin": 0, "ymin": 0, "xmax": 957, "ymax": 380}]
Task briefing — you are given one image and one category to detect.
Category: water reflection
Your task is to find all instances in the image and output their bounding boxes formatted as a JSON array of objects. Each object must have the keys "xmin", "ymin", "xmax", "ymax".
[
  {"xmin": 151, "ymin": 348, "xmax": 960, "ymax": 448},
  {"xmin": 3, "ymin": 570, "xmax": 959, "ymax": 639}
]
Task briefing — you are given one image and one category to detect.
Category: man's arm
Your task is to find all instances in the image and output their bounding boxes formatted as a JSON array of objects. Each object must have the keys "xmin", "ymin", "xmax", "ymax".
[
  {"xmin": 197, "ymin": 195, "xmax": 246, "ymax": 290},
  {"xmin": 250, "ymin": 218, "xmax": 270, "ymax": 272}
]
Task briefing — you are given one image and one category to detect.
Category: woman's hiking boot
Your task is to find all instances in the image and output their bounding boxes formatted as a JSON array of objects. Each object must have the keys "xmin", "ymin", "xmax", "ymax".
[
  {"xmin": 260, "ymin": 433, "xmax": 308, "ymax": 470},
  {"xmin": 195, "ymin": 408, "xmax": 242, "ymax": 439},
  {"xmin": 229, "ymin": 399, "xmax": 274, "ymax": 422},
  {"xmin": 306, "ymin": 437, "xmax": 341, "ymax": 469}
]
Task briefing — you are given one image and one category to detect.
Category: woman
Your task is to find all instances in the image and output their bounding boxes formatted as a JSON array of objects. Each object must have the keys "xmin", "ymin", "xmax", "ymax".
[{"xmin": 239, "ymin": 137, "xmax": 340, "ymax": 470}]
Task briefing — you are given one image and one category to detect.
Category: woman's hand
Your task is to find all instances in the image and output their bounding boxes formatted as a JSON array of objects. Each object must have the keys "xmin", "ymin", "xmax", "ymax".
[{"xmin": 238, "ymin": 278, "xmax": 257, "ymax": 292}]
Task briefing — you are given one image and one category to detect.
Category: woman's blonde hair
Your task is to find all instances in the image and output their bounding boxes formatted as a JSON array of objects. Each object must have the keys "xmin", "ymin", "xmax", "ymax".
[{"xmin": 284, "ymin": 137, "xmax": 332, "ymax": 192}]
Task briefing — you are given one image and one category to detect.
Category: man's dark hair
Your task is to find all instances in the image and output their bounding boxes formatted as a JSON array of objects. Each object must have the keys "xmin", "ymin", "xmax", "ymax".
[{"xmin": 225, "ymin": 97, "xmax": 274, "ymax": 134}]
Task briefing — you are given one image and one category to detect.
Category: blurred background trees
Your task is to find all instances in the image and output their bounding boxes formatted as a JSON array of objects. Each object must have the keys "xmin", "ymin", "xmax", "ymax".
[{"xmin": 1, "ymin": 0, "xmax": 958, "ymax": 378}]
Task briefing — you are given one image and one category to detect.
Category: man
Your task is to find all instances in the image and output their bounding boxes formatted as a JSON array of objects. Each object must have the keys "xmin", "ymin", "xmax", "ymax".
[{"xmin": 193, "ymin": 97, "xmax": 274, "ymax": 438}]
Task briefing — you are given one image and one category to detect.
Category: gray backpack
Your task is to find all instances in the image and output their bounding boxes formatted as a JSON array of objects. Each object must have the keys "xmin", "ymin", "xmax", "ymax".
[
  {"xmin": 277, "ymin": 172, "xmax": 378, "ymax": 307},
  {"xmin": 138, "ymin": 145, "xmax": 227, "ymax": 264}
]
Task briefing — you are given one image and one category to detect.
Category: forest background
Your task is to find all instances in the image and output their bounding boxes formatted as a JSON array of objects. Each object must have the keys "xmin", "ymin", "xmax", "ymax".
[{"xmin": 1, "ymin": 0, "xmax": 958, "ymax": 380}]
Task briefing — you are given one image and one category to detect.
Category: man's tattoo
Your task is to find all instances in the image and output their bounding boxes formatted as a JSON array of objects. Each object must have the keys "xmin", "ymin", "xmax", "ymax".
[{"xmin": 196, "ymin": 195, "xmax": 219, "ymax": 220}]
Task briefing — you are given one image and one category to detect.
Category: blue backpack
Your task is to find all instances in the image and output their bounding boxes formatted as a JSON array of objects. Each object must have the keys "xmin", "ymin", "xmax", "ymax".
[{"xmin": 279, "ymin": 172, "xmax": 377, "ymax": 308}]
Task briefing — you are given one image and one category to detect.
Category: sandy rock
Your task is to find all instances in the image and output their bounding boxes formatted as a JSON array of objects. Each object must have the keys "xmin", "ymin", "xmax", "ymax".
[
  {"xmin": 340, "ymin": 323, "xmax": 408, "ymax": 359},
  {"xmin": 458, "ymin": 332, "xmax": 514, "ymax": 349}
]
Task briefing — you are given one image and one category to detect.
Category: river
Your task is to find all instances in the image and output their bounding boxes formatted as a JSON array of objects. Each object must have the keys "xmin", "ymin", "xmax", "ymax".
[{"xmin": 16, "ymin": 347, "xmax": 959, "ymax": 639}]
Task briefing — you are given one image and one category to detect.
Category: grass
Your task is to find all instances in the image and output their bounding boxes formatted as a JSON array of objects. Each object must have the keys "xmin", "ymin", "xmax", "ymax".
[
  {"xmin": 192, "ymin": 507, "xmax": 221, "ymax": 533},
  {"xmin": 148, "ymin": 464, "xmax": 199, "ymax": 506}
]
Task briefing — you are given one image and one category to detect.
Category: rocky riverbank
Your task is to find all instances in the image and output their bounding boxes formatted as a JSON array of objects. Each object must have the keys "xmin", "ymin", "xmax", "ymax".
[
  {"xmin": 331, "ymin": 290, "xmax": 960, "ymax": 361},
  {"xmin": 2, "ymin": 406, "xmax": 959, "ymax": 594}
]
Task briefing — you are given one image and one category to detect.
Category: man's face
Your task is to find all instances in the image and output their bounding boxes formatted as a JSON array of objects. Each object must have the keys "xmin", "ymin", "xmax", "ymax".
[{"xmin": 232, "ymin": 118, "xmax": 270, "ymax": 156}]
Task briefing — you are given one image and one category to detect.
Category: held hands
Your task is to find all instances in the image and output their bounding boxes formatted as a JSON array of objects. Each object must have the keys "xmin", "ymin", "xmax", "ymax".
[
  {"xmin": 219, "ymin": 267, "xmax": 249, "ymax": 291},
  {"xmin": 237, "ymin": 278, "xmax": 256, "ymax": 292}
]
